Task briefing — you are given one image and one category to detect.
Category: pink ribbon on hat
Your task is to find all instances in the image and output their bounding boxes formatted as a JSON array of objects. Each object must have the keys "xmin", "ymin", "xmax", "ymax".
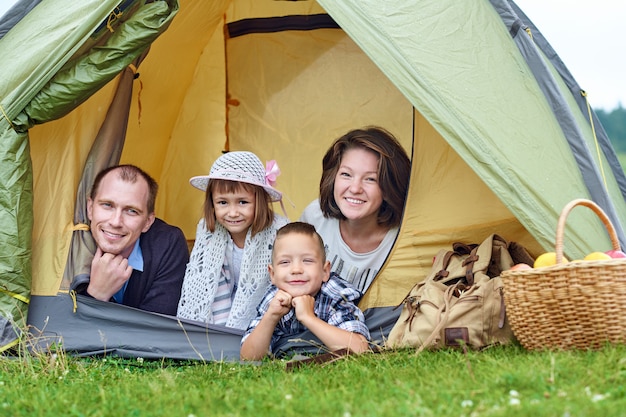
[{"xmin": 265, "ymin": 160, "xmax": 280, "ymax": 186}]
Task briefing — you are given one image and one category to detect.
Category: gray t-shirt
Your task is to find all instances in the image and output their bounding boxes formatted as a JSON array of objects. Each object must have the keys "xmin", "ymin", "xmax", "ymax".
[{"xmin": 299, "ymin": 199, "xmax": 398, "ymax": 292}]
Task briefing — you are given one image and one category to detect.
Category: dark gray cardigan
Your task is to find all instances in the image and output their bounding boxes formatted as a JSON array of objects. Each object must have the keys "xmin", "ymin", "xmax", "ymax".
[{"xmin": 72, "ymin": 218, "xmax": 189, "ymax": 316}]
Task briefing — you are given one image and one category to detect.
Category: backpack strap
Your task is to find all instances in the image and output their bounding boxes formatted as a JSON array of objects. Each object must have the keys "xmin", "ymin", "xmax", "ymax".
[
  {"xmin": 461, "ymin": 246, "xmax": 479, "ymax": 287},
  {"xmin": 433, "ymin": 251, "xmax": 455, "ymax": 281},
  {"xmin": 452, "ymin": 242, "xmax": 478, "ymax": 255},
  {"xmin": 435, "ymin": 245, "xmax": 480, "ymax": 287}
]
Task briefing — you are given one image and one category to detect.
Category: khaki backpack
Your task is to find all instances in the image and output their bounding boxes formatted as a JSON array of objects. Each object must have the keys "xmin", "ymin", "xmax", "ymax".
[{"xmin": 386, "ymin": 234, "xmax": 534, "ymax": 351}]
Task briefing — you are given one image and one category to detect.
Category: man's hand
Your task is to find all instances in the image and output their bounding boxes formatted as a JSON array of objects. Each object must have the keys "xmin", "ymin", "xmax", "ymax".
[{"xmin": 86, "ymin": 247, "xmax": 133, "ymax": 301}]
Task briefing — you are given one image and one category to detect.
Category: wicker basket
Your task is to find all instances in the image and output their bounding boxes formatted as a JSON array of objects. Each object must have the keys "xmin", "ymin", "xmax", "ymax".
[{"xmin": 502, "ymin": 198, "xmax": 626, "ymax": 350}]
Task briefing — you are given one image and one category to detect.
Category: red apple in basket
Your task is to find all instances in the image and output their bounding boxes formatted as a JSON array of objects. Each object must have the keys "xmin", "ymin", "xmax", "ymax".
[
  {"xmin": 508, "ymin": 263, "xmax": 532, "ymax": 271},
  {"xmin": 605, "ymin": 249, "xmax": 626, "ymax": 259}
]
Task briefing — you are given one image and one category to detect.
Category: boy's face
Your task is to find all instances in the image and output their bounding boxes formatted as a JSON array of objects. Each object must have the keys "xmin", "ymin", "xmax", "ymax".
[{"xmin": 269, "ymin": 232, "xmax": 331, "ymax": 298}]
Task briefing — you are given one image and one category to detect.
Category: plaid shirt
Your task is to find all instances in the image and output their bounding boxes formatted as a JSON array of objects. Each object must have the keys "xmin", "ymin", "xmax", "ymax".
[{"xmin": 242, "ymin": 273, "xmax": 370, "ymax": 353}]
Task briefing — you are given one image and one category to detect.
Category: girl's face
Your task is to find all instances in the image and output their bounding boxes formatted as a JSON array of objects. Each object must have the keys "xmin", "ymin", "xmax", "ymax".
[
  {"xmin": 212, "ymin": 187, "xmax": 256, "ymax": 248},
  {"xmin": 333, "ymin": 148, "xmax": 383, "ymax": 224}
]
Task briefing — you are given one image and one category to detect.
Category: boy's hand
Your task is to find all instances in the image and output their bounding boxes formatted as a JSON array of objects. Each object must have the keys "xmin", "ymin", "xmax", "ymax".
[
  {"xmin": 241, "ymin": 289, "xmax": 293, "ymax": 361},
  {"xmin": 268, "ymin": 290, "xmax": 292, "ymax": 319},
  {"xmin": 292, "ymin": 295, "xmax": 316, "ymax": 322},
  {"xmin": 291, "ymin": 294, "xmax": 370, "ymax": 354}
]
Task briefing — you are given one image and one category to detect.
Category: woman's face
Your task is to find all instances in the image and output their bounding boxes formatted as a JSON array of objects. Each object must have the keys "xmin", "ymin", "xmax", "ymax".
[{"xmin": 333, "ymin": 148, "xmax": 383, "ymax": 223}]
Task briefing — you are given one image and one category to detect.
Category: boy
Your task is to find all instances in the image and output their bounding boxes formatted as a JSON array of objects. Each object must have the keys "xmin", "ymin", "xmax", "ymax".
[{"xmin": 240, "ymin": 222, "xmax": 370, "ymax": 360}]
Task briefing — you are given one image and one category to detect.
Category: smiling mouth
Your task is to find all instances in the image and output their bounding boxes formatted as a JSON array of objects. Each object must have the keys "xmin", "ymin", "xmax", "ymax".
[
  {"xmin": 345, "ymin": 197, "xmax": 364, "ymax": 204},
  {"xmin": 102, "ymin": 229, "xmax": 125, "ymax": 239},
  {"xmin": 288, "ymin": 280, "xmax": 308, "ymax": 285}
]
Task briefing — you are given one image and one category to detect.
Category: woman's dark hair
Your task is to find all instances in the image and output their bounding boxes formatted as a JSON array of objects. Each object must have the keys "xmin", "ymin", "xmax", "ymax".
[{"xmin": 319, "ymin": 126, "xmax": 410, "ymax": 228}]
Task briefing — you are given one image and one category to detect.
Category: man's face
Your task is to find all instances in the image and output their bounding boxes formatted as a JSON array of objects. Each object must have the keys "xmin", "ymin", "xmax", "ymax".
[{"xmin": 87, "ymin": 171, "xmax": 155, "ymax": 258}]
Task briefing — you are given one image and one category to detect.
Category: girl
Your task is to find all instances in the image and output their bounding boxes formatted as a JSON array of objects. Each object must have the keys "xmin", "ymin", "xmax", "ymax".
[{"xmin": 177, "ymin": 151, "xmax": 288, "ymax": 329}]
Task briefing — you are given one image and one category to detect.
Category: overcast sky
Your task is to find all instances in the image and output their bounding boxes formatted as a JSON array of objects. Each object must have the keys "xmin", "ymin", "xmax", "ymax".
[
  {"xmin": 516, "ymin": 0, "xmax": 625, "ymax": 110},
  {"xmin": 0, "ymin": 1, "xmax": 15, "ymax": 18},
  {"xmin": 1, "ymin": 1, "xmax": 623, "ymax": 110}
]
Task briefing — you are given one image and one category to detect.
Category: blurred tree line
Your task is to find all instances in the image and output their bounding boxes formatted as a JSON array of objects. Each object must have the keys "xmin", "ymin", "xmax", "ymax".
[{"xmin": 596, "ymin": 105, "xmax": 626, "ymax": 152}]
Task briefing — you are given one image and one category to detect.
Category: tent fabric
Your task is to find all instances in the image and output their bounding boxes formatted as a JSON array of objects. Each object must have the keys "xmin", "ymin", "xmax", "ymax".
[
  {"xmin": 61, "ymin": 54, "xmax": 148, "ymax": 291},
  {"xmin": 0, "ymin": 0, "xmax": 177, "ymax": 350},
  {"xmin": 0, "ymin": 0, "xmax": 620, "ymax": 358},
  {"xmin": 0, "ymin": 0, "xmax": 125, "ymax": 352},
  {"xmin": 317, "ymin": 0, "xmax": 626, "ymax": 307},
  {"xmin": 507, "ymin": 1, "xmax": 626, "ymax": 202},
  {"xmin": 0, "ymin": 127, "xmax": 31, "ymax": 352},
  {"xmin": 27, "ymin": 294, "xmax": 243, "ymax": 361},
  {"xmin": 0, "ymin": 0, "xmax": 41, "ymax": 39}
]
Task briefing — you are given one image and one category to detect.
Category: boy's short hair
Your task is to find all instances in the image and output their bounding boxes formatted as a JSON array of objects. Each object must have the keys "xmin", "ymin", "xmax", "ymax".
[
  {"xmin": 272, "ymin": 222, "xmax": 326, "ymax": 263},
  {"xmin": 203, "ymin": 179, "xmax": 274, "ymax": 235}
]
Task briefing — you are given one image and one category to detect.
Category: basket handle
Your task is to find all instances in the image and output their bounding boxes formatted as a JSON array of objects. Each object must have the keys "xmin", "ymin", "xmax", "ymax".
[{"xmin": 555, "ymin": 198, "xmax": 621, "ymax": 264}]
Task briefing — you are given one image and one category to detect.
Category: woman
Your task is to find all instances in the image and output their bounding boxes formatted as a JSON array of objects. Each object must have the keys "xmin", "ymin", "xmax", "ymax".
[{"xmin": 300, "ymin": 126, "xmax": 411, "ymax": 293}]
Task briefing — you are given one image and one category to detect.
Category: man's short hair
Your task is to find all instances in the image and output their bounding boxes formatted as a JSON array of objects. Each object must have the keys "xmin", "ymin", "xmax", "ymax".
[{"xmin": 90, "ymin": 165, "xmax": 158, "ymax": 213}]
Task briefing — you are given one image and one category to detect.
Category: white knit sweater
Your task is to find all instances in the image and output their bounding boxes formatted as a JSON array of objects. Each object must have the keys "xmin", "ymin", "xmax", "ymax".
[{"xmin": 177, "ymin": 215, "xmax": 288, "ymax": 329}]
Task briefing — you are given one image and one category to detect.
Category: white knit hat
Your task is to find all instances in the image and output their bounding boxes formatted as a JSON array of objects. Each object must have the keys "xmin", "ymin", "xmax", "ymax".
[{"xmin": 189, "ymin": 151, "xmax": 282, "ymax": 202}]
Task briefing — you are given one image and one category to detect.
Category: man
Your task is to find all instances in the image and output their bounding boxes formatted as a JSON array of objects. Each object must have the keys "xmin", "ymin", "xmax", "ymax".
[{"xmin": 71, "ymin": 164, "xmax": 189, "ymax": 316}]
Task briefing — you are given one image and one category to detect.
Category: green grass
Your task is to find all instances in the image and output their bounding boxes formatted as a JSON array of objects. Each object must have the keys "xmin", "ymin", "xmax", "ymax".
[
  {"xmin": 1, "ymin": 343, "xmax": 625, "ymax": 416},
  {"xmin": 5, "ymin": 154, "xmax": 626, "ymax": 417}
]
